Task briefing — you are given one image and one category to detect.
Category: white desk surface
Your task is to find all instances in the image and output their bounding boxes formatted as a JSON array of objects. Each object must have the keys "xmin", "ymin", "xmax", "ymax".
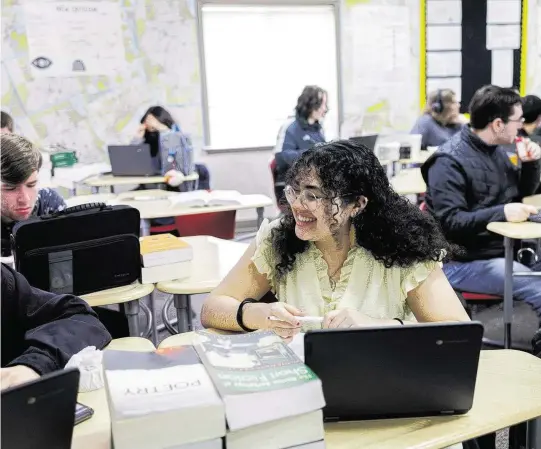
[
  {"xmin": 73, "ymin": 342, "xmax": 541, "ymax": 449},
  {"xmin": 80, "ymin": 282, "xmax": 154, "ymax": 308},
  {"xmin": 390, "ymin": 168, "xmax": 427, "ymax": 196},
  {"xmin": 524, "ymin": 194, "xmax": 541, "ymax": 208},
  {"xmin": 65, "ymin": 190, "xmax": 273, "ymax": 220},
  {"xmin": 83, "ymin": 172, "xmax": 199, "ymax": 187},
  {"xmin": 487, "ymin": 222, "xmax": 541, "ymax": 240},
  {"xmin": 156, "ymin": 236, "xmax": 249, "ymax": 295}
]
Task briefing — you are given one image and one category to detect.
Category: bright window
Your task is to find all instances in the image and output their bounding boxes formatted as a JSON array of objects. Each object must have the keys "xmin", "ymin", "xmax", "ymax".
[{"xmin": 200, "ymin": 4, "xmax": 340, "ymax": 148}]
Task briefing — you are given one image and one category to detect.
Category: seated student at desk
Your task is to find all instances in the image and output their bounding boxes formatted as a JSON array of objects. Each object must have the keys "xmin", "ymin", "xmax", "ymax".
[
  {"xmin": 201, "ymin": 140, "xmax": 469, "ymax": 339},
  {"xmin": 1, "ymin": 264, "xmax": 111, "ymax": 390},
  {"xmin": 274, "ymin": 86, "xmax": 327, "ymax": 199},
  {"xmin": 411, "ymin": 88, "xmax": 467, "ymax": 149},
  {"xmin": 422, "ymin": 85, "xmax": 541, "ymax": 322},
  {"xmin": 520, "ymin": 94, "xmax": 541, "ymax": 140},
  {"xmin": 131, "ymin": 106, "xmax": 195, "ymax": 190},
  {"xmin": 1, "ymin": 134, "xmax": 65, "ymax": 256}
]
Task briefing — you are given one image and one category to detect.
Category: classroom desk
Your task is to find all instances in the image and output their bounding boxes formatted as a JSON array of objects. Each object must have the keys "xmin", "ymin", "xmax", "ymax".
[
  {"xmin": 66, "ymin": 190, "xmax": 273, "ymax": 236},
  {"xmin": 155, "ymin": 236, "xmax": 249, "ymax": 333},
  {"xmin": 524, "ymin": 194, "xmax": 541, "ymax": 208},
  {"xmin": 486, "ymin": 222, "xmax": 541, "ymax": 349},
  {"xmin": 81, "ymin": 282, "xmax": 155, "ymax": 337},
  {"xmin": 390, "ymin": 168, "xmax": 427, "ymax": 196},
  {"xmin": 72, "ymin": 337, "xmax": 155, "ymax": 449},
  {"xmin": 83, "ymin": 173, "xmax": 199, "ymax": 194},
  {"xmin": 73, "ymin": 337, "xmax": 541, "ymax": 449}
]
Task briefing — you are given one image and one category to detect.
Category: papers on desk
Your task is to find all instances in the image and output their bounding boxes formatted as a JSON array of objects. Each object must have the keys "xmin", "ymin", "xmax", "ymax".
[{"xmin": 169, "ymin": 190, "xmax": 243, "ymax": 208}]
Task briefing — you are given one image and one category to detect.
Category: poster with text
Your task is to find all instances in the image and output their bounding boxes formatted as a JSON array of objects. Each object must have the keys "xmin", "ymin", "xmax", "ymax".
[{"xmin": 25, "ymin": 2, "xmax": 126, "ymax": 77}]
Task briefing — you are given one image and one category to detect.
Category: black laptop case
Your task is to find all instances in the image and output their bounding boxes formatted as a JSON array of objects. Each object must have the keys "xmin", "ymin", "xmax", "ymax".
[{"xmin": 11, "ymin": 203, "xmax": 141, "ymax": 295}]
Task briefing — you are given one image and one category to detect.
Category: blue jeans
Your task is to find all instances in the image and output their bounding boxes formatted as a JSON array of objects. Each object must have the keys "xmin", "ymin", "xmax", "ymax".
[{"xmin": 443, "ymin": 258, "xmax": 541, "ymax": 320}]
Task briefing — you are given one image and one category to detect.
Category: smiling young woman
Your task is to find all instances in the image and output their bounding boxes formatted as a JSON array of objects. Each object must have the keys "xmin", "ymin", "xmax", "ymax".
[{"xmin": 201, "ymin": 140, "xmax": 470, "ymax": 340}]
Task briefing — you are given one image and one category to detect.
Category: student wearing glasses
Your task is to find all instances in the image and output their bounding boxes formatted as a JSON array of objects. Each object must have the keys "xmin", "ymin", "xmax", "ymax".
[
  {"xmin": 201, "ymin": 140, "xmax": 469, "ymax": 340},
  {"xmin": 422, "ymin": 85, "xmax": 541, "ymax": 322}
]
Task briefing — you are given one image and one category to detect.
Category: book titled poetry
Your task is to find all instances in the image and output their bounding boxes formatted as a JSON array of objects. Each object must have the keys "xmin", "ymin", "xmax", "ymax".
[
  {"xmin": 193, "ymin": 330, "xmax": 325, "ymax": 431},
  {"xmin": 103, "ymin": 345, "xmax": 225, "ymax": 449}
]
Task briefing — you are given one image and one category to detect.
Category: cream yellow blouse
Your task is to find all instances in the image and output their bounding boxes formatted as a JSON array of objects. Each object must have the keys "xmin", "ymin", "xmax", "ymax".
[{"xmin": 251, "ymin": 219, "xmax": 442, "ymax": 326}]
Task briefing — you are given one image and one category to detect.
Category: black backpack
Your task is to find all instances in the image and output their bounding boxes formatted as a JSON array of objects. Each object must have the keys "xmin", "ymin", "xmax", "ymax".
[{"xmin": 11, "ymin": 203, "xmax": 141, "ymax": 296}]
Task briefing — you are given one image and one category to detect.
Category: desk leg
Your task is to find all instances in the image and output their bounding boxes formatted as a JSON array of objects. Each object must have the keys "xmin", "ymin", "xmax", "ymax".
[
  {"xmin": 110, "ymin": 185, "xmax": 115, "ymax": 194},
  {"xmin": 124, "ymin": 300, "xmax": 141, "ymax": 337},
  {"xmin": 149, "ymin": 290, "xmax": 159, "ymax": 346},
  {"xmin": 91, "ymin": 186, "xmax": 99, "ymax": 194},
  {"xmin": 173, "ymin": 294, "xmax": 191, "ymax": 334},
  {"xmin": 256, "ymin": 207, "xmax": 264, "ymax": 228},
  {"xmin": 503, "ymin": 236, "xmax": 514, "ymax": 349},
  {"xmin": 140, "ymin": 218, "xmax": 151, "ymax": 237},
  {"xmin": 69, "ymin": 187, "xmax": 77, "ymax": 197}
]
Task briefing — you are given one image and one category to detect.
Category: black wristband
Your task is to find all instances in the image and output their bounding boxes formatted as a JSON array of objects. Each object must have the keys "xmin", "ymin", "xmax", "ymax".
[
  {"xmin": 236, "ymin": 299, "xmax": 259, "ymax": 332},
  {"xmin": 393, "ymin": 317, "xmax": 404, "ymax": 325}
]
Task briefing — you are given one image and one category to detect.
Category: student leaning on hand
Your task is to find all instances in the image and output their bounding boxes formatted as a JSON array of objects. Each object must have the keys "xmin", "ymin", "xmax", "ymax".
[{"xmin": 201, "ymin": 140, "xmax": 469, "ymax": 342}]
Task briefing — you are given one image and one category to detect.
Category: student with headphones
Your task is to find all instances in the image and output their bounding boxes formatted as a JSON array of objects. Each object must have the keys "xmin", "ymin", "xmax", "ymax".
[{"xmin": 411, "ymin": 89, "xmax": 467, "ymax": 149}]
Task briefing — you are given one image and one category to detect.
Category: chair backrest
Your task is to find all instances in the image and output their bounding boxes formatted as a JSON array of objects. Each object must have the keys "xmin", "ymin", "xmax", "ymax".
[
  {"xmin": 174, "ymin": 210, "xmax": 236, "ymax": 240},
  {"xmin": 269, "ymin": 157, "xmax": 287, "ymax": 212}
]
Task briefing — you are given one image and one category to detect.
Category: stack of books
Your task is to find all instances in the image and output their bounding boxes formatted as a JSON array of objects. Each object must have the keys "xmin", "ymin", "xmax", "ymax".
[
  {"xmin": 194, "ymin": 331, "xmax": 326, "ymax": 449},
  {"xmin": 139, "ymin": 233, "xmax": 193, "ymax": 284},
  {"xmin": 103, "ymin": 345, "xmax": 225, "ymax": 449},
  {"xmin": 103, "ymin": 331, "xmax": 326, "ymax": 449}
]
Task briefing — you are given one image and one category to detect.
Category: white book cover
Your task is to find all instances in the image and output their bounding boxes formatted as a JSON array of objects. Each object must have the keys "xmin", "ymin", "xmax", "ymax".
[
  {"xmin": 170, "ymin": 190, "xmax": 242, "ymax": 208},
  {"xmin": 104, "ymin": 346, "xmax": 225, "ymax": 449},
  {"xmin": 141, "ymin": 260, "xmax": 192, "ymax": 284}
]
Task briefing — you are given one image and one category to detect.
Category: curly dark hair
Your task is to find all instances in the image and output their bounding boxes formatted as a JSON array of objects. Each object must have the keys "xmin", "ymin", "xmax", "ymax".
[
  {"xmin": 295, "ymin": 86, "xmax": 327, "ymax": 121},
  {"xmin": 270, "ymin": 140, "xmax": 458, "ymax": 278}
]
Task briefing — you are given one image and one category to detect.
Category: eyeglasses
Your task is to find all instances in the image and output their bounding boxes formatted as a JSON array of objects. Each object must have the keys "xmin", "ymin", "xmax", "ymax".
[
  {"xmin": 284, "ymin": 185, "xmax": 356, "ymax": 212},
  {"xmin": 284, "ymin": 185, "xmax": 326, "ymax": 212},
  {"xmin": 507, "ymin": 117, "xmax": 525, "ymax": 124}
]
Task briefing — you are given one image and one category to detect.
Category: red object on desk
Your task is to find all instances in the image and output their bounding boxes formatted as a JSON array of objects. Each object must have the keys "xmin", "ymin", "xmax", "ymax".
[{"xmin": 150, "ymin": 210, "xmax": 237, "ymax": 240}]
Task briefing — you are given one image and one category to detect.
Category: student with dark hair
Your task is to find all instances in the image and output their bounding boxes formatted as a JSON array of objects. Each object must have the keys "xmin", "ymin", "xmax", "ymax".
[
  {"xmin": 1, "ymin": 134, "xmax": 65, "ymax": 256},
  {"xmin": 132, "ymin": 105, "xmax": 195, "ymax": 189},
  {"xmin": 520, "ymin": 94, "xmax": 541, "ymax": 138},
  {"xmin": 1, "ymin": 111, "xmax": 14, "ymax": 133},
  {"xmin": 410, "ymin": 89, "xmax": 467, "ymax": 149},
  {"xmin": 274, "ymin": 86, "xmax": 328, "ymax": 192},
  {"xmin": 201, "ymin": 141, "xmax": 469, "ymax": 337},
  {"xmin": 1, "ymin": 263, "xmax": 111, "ymax": 390},
  {"xmin": 422, "ymin": 85, "xmax": 541, "ymax": 321}
]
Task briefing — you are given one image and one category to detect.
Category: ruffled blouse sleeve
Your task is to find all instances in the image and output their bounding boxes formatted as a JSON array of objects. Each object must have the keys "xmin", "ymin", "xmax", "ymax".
[
  {"xmin": 251, "ymin": 219, "xmax": 279, "ymax": 291},
  {"xmin": 400, "ymin": 254, "xmax": 444, "ymax": 297}
]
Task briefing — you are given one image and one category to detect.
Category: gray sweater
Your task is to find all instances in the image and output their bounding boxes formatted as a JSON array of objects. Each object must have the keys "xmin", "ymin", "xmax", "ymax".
[{"xmin": 410, "ymin": 114, "xmax": 463, "ymax": 149}]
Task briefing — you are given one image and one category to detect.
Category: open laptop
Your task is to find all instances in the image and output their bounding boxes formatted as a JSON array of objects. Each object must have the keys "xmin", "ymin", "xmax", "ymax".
[
  {"xmin": 108, "ymin": 144, "xmax": 157, "ymax": 177},
  {"xmin": 350, "ymin": 134, "xmax": 378, "ymax": 152},
  {"xmin": 304, "ymin": 322, "xmax": 483, "ymax": 422},
  {"xmin": 1, "ymin": 368, "xmax": 80, "ymax": 449}
]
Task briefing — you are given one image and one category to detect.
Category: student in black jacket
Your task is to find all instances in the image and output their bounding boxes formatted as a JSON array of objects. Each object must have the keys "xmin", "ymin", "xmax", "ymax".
[
  {"xmin": 1, "ymin": 264, "xmax": 112, "ymax": 390},
  {"xmin": 422, "ymin": 85, "xmax": 541, "ymax": 321}
]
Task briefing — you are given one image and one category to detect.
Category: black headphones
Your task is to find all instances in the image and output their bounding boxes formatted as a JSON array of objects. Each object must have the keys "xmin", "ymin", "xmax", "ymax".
[{"xmin": 431, "ymin": 89, "xmax": 444, "ymax": 114}]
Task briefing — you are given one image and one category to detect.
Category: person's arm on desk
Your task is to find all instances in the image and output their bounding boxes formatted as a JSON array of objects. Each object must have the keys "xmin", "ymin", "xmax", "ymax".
[
  {"xmin": 200, "ymin": 240, "xmax": 304, "ymax": 342},
  {"xmin": 0, "ymin": 265, "xmax": 112, "ymax": 390}
]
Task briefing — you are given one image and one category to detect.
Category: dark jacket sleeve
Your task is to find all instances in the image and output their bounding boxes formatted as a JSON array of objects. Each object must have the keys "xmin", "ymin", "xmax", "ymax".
[
  {"xmin": 427, "ymin": 156, "xmax": 506, "ymax": 235},
  {"xmin": 3, "ymin": 265, "xmax": 111, "ymax": 374},
  {"xmin": 518, "ymin": 160, "xmax": 541, "ymax": 198}
]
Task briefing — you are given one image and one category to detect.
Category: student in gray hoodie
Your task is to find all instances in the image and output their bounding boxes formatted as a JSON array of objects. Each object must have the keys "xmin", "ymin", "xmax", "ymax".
[{"xmin": 411, "ymin": 88, "xmax": 467, "ymax": 149}]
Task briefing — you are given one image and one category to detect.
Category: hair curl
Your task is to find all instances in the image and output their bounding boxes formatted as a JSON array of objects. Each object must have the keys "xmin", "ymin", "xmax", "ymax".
[{"xmin": 270, "ymin": 140, "xmax": 459, "ymax": 278}]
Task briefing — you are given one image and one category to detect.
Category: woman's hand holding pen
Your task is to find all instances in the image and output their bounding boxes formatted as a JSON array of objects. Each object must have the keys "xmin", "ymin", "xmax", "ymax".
[{"xmin": 243, "ymin": 302, "xmax": 304, "ymax": 343}]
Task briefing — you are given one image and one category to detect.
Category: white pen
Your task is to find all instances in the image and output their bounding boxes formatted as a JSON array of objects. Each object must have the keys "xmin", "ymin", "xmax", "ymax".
[{"xmin": 269, "ymin": 316, "xmax": 323, "ymax": 323}]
